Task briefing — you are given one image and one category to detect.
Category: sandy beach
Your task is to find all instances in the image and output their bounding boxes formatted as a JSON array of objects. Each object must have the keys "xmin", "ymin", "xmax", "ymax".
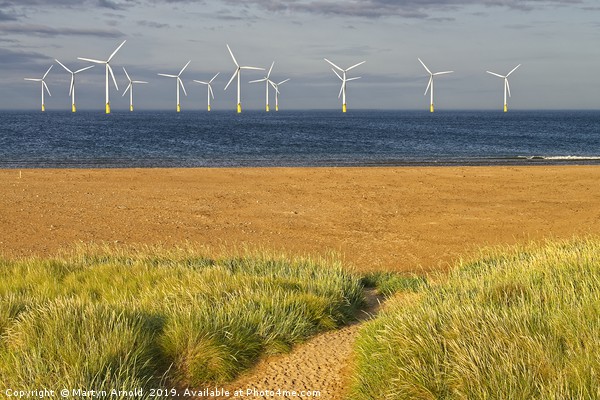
[{"xmin": 1, "ymin": 166, "xmax": 599, "ymax": 272}]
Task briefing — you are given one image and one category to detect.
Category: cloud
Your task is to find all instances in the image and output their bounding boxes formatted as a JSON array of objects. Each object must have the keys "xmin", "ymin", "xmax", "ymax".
[
  {"xmin": 0, "ymin": 47, "xmax": 51, "ymax": 70},
  {"xmin": 0, "ymin": 10, "xmax": 18, "ymax": 21},
  {"xmin": 216, "ymin": 0, "xmax": 585, "ymax": 19},
  {"xmin": 137, "ymin": 20, "xmax": 170, "ymax": 28},
  {"xmin": 0, "ymin": 23, "xmax": 124, "ymax": 37}
]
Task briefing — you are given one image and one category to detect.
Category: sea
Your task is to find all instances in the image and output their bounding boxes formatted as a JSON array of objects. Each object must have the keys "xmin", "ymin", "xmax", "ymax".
[{"xmin": 1, "ymin": 110, "xmax": 599, "ymax": 168}]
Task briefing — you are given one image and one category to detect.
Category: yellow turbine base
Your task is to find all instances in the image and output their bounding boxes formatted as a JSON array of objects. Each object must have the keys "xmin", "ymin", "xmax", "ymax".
[
  {"xmin": 276, "ymin": 105, "xmax": 279, "ymax": 112},
  {"xmin": 266, "ymin": 104, "xmax": 270, "ymax": 112},
  {"xmin": 342, "ymin": 103, "xmax": 347, "ymax": 113},
  {"xmin": 177, "ymin": 104, "xmax": 181, "ymax": 113},
  {"xmin": 130, "ymin": 105, "xmax": 134, "ymax": 112},
  {"xmin": 106, "ymin": 103, "xmax": 111, "ymax": 114},
  {"xmin": 430, "ymin": 104, "xmax": 434, "ymax": 113},
  {"xmin": 72, "ymin": 104, "xmax": 76, "ymax": 113},
  {"xmin": 41, "ymin": 104, "xmax": 45, "ymax": 112},
  {"xmin": 237, "ymin": 103, "xmax": 242, "ymax": 113},
  {"xmin": 504, "ymin": 104, "xmax": 508, "ymax": 113},
  {"xmin": 207, "ymin": 104, "xmax": 211, "ymax": 112}
]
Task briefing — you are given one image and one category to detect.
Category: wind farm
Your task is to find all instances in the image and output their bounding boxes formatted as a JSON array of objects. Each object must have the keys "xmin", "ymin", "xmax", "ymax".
[
  {"xmin": 19, "ymin": 39, "xmax": 532, "ymax": 113},
  {"xmin": 77, "ymin": 40, "xmax": 126, "ymax": 114}
]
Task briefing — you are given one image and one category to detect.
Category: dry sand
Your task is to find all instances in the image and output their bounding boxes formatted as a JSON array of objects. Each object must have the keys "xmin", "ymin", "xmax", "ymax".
[{"xmin": 1, "ymin": 166, "xmax": 600, "ymax": 272}]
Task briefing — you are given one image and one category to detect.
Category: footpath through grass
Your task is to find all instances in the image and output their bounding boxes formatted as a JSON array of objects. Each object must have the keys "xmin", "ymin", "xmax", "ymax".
[
  {"xmin": 351, "ymin": 238, "xmax": 600, "ymax": 400},
  {"xmin": 0, "ymin": 246, "xmax": 363, "ymax": 397}
]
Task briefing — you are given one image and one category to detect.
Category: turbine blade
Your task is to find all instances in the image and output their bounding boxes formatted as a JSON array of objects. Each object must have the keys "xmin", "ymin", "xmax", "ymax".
[
  {"xmin": 278, "ymin": 78, "xmax": 290, "ymax": 85},
  {"xmin": 269, "ymin": 81, "xmax": 280, "ymax": 94},
  {"xmin": 224, "ymin": 69, "xmax": 238, "ymax": 90},
  {"xmin": 178, "ymin": 77, "xmax": 187, "ymax": 96},
  {"xmin": 338, "ymin": 82, "xmax": 344, "ymax": 99},
  {"xmin": 158, "ymin": 73, "xmax": 177, "ymax": 77},
  {"xmin": 107, "ymin": 63, "xmax": 119, "ymax": 90},
  {"xmin": 209, "ymin": 72, "xmax": 220, "ymax": 83},
  {"xmin": 240, "ymin": 66, "xmax": 265, "ymax": 70},
  {"xmin": 69, "ymin": 76, "xmax": 74, "ymax": 96},
  {"xmin": 77, "ymin": 57, "xmax": 105, "ymax": 64},
  {"xmin": 346, "ymin": 61, "xmax": 366, "ymax": 71},
  {"xmin": 24, "ymin": 78, "xmax": 42, "ymax": 81},
  {"xmin": 424, "ymin": 76, "xmax": 432, "ymax": 95},
  {"xmin": 43, "ymin": 65, "xmax": 53, "ymax": 79},
  {"xmin": 122, "ymin": 67, "xmax": 131, "ymax": 82},
  {"xmin": 43, "ymin": 81, "xmax": 51, "ymax": 96},
  {"xmin": 178, "ymin": 60, "xmax": 191, "ymax": 76},
  {"xmin": 332, "ymin": 68, "xmax": 343, "ymax": 81},
  {"xmin": 324, "ymin": 58, "xmax": 343, "ymax": 72},
  {"xmin": 74, "ymin": 65, "xmax": 94, "ymax": 74},
  {"xmin": 226, "ymin": 44, "xmax": 239, "ymax": 67},
  {"xmin": 249, "ymin": 78, "xmax": 267, "ymax": 83},
  {"xmin": 123, "ymin": 83, "xmax": 131, "ymax": 96},
  {"xmin": 107, "ymin": 40, "xmax": 126, "ymax": 63},
  {"xmin": 506, "ymin": 64, "xmax": 521, "ymax": 77},
  {"xmin": 209, "ymin": 85, "xmax": 214, "ymax": 99},
  {"xmin": 506, "ymin": 79, "xmax": 512, "ymax": 97},
  {"xmin": 133, "ymin": 81, "xmax": 148, "ymax": 84},
  {"xmin": 418, "ymin": 58, "xmax": 432, "ymax": 75},
  {"xmin": 266, "ymin": 61, "xmax": 274, "ymax": 78},
  {"xmin": 486, "ymin": 71, "xmax": 505, "ymax": 78},
  {"xmin": 346, "ymin": 76, "xmax": 361, "ymax": 81},
  {"xmin": 433, "ymin": 71, "xmax": 453, "ymax": 76},
  {"xmin": 55, "ymin": 59, "xmax": 72, "ymax": 73},
  {"xmin": 193, "ymin": 80, "xmax": 209, "ymax": 85}
]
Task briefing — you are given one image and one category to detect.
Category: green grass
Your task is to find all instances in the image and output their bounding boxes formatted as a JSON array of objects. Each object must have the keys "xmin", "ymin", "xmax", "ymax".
[
  {"xmin": 350, "ymin": 238, "xmax": 600, "ymax": 400},
  {"xmin": 361, "ymin": 271, "xmax": 427, "ymax": 297},
  {"xmin": 0, "ymin": 245, "xmax": 363, "ymax": 396}
]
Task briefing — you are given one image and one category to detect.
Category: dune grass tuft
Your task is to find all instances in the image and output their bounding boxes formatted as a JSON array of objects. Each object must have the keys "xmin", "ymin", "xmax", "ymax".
[
  {"xmin": 350, "ymin": 238, "xmax": 600, "ymax": 400},
  {"xmin": 0, "ymin": 245, "xmax": 363, "ymax": 395}
]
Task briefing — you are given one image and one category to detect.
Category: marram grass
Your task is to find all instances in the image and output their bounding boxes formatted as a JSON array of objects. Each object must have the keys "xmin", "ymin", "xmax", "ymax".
[
  {"xmin": 350, "ymin": 238, "xmax": 600, "ymax": 400},
  {"xmin": 0, "ymin": 245, "xmax": 363, "ymax": 396}
]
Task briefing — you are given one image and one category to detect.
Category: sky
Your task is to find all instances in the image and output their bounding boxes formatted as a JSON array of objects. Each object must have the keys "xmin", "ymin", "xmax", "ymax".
[{"xmin": 1, "ymin": 0, "xmax": 599, "ymax": 111}]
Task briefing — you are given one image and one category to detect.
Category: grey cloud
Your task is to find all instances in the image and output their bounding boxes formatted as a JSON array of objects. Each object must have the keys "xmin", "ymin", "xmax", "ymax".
[
  {"xmin": 0, "ymin": 47, "xmax": 51, "ymax": 71},
  {"xmin": 0, "ymin": 10, "xmax": 18, "ymax": 20},
  {"xmin": 0, "ymin": 23, "xmax": 124, "ymax": 37},
  {"xmin": 137, "ymin": 20, "xmax": 170, "ymax": 28},
  {"xmin": 217, "ymin": 0, "xmax": 584, "ymax": 19}
]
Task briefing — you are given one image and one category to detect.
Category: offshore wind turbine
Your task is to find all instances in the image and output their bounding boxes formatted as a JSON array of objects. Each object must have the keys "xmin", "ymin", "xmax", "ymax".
[
  {"xmin": 224, "ymin": 44, "xmax": 264, "ymax": 113},
  {"xmin": 249, "ymin": 61, "xmax": 275, "ymax": 112},
  {"xmin": 486, "ymin": 64, "xmax": 521, "ymax": 112},
  {"xmin": 157, "ymin": 60, "xmax": 190, "ymax": 112},
  {"xmin": 269, "ymin": 78, "xmax": 290, "ymax": 111},
  {"xmin": 77, "ymin": 40, "xmax": 126, "ymax": 114},
  {"xmin": 418, "ymin": 58, "xmax": 453, "ymax": 113},
  {"xmin": 122, "ymin": 67, "xmax": 148, "ymax": 112},
  {"xmin": 324, "ymin": 58, "xmax": 365, "ymax": 113},
  {"xmin": 193, "ymin": 72, "xmax": 219, "ymax": 111},
  {"xmin": 24, "ymin": 65, "xmax": 53, "ymax": 112},
  {"xmin": 55, "ymin": 59, "xmax": 93, "ymax": 113}
]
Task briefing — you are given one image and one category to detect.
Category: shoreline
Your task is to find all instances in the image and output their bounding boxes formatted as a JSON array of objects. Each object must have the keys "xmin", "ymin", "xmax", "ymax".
[{"xmin": 2, "ymin": 165, "xmax": 599, "ymax": 272}]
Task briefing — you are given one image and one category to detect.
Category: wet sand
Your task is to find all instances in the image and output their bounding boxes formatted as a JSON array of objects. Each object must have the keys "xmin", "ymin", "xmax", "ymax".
[{"xmin": 1, "ymin": 166, "xmax": 599, "ymax": 272}]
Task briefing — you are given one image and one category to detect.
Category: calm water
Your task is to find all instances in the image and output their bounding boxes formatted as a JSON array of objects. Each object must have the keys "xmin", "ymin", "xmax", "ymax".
[{"xmin": 0, "ymin": 110, "xmax": 599, "ymax": 168}]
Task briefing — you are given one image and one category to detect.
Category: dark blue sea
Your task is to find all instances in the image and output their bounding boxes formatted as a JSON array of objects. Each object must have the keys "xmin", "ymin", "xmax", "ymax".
[{"xmin": 1, "ymin": 110, "xmax": 599, "ymax": 168}]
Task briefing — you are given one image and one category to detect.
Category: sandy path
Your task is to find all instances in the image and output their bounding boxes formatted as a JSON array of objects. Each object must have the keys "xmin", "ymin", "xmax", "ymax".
[{"xmin": 203, "ymin": 290, "xmax": 383, "ymax": 400}]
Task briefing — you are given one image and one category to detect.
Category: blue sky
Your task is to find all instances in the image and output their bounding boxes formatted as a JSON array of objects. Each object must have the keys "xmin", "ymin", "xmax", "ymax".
[{"xmin": 1, "ymin": 0, "xmax": 599, "ymax": 111}]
